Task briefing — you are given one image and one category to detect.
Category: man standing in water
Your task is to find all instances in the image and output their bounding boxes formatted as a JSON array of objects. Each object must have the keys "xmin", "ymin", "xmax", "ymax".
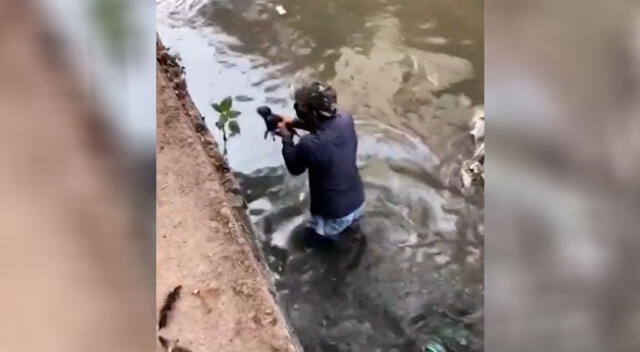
[{"xmin": 276, "ymin": 82, "xmax": 366, "ymax": 256}]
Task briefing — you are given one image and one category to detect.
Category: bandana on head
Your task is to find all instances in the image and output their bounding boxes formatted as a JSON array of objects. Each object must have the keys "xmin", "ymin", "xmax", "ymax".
[{"xmin": 295, "ymin": 82, "xmax": 337, "ymax": 119}]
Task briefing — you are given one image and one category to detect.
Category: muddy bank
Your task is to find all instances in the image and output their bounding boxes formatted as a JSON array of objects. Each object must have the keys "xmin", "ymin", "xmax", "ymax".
[{"xmin": 156, "ymin": 38, "xmax": 301, "ymax": 352}]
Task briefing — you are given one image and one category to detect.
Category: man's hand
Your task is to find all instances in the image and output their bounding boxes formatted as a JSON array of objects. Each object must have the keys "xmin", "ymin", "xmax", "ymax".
[{"xmin": 276, "ymin": 116, "xmax": 294, "ymax": 138}]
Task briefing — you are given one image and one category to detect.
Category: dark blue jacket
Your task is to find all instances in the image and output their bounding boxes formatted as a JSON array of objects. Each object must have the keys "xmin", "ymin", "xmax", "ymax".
[{"xmin": 282, "ymin": 112, "xmax": 365, "ymax": 218}]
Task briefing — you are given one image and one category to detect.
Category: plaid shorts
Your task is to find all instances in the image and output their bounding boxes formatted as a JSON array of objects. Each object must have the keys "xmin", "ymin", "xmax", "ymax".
[{"xmin": 308, "ymin": 203, "xmax": 365, "ymax": 237}]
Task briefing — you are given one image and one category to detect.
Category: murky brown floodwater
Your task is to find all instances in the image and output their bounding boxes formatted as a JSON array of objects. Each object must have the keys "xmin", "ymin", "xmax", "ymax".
[{"xmin": 158, "ymin": 0, "xmax": 483, "ymax": 350}]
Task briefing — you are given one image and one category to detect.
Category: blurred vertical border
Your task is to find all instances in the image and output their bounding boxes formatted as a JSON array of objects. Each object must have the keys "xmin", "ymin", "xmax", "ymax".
[
  {"xmin": 486, "ymin": 0, "xmax": 640, "ymax": 351},
  {"xmin": 0, "ymin": 0, "xmax": 155, "ymax": 351}
]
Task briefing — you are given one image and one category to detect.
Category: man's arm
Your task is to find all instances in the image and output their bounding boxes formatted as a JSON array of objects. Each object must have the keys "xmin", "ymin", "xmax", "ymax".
[
  {"xmin": 289, "ymin": 118, "xmax": 313, "ymax": 132},
  {"xmin": 276, "ymin": 116, "xmax": 313, "ymax": 132},
  {"xmin": 282, "ymin": 135, "xmax": 310, "ymax": 176}
]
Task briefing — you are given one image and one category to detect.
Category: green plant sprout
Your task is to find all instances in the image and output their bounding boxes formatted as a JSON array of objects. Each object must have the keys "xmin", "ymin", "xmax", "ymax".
[{"xmin": 211, "ymin": 96, "xmax": 241, "ymax": 156}]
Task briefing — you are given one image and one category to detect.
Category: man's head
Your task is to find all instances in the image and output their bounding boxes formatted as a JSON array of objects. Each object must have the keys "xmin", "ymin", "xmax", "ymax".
[{"xmin": 293, "ymin": 82, "xmax": 337, "ymax": 125}]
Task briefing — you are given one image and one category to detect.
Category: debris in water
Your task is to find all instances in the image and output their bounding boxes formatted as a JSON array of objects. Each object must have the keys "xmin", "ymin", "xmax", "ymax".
[
  {"xmin": 423, "ymin": 339, "xmax": 447, "ymax": 352},
  {"xmin": 433, "ymin": 253, "xmax": 450, "ymax": 265},
  {"xmin": 461, "ymin": 160, "xmax": 482, "ymax": 188},
  {"xmin": 425, "ymin": 36, "xmax": 449, "ymax": 45},
  {"xmin": 410, "ymin": 55, "xmax": 419, "ymax": 71},
  {"xmin": 469, "ymin": 107, "xmax": 485, "ymax": 145},
  {"xmin": 460, "ymin": 106, "xmax": 485, "ymax": 192},
  {"xmin": 159, "ymin": 285, "xmax": 182, "ymax": 329},
  {"xmin": 192, "ymin": 289, "xmax": 200, "ymax": 296},
  {"xmin": 419, "ymin": 21, "xmax": 437, "ymax": 30},
  {"xmin": 473, "ymin": 142, "xmax": 485, "ymax": 161},
  {"xmin": 275, "ymin": 5, "xmax": 287, "ymax": 15},
  {"xmin": 427, "ymin": 73, "xmax": 439, "ymax": 87}
]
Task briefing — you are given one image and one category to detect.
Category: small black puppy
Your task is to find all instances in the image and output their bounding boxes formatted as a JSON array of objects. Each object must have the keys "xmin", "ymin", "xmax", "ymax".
[{"xmin": 257, "ymin": 106, "xmax": 298, "ymax": 139}]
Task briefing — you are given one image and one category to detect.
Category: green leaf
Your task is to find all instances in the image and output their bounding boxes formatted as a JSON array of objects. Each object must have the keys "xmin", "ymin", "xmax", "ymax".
[
  {"xmin": 227, "ymin": 120, "xmax": 240, "ymax": 136},
  {"xmin": 220, "ymin": 96, "xmax": 232, "ymax": 111},
  {"xmin": 215, "ymin": 120, "xmax": 224, "ymax": 130},
  {"xmin": 211, "ymin": 103, "xmax": 222, "ymax": 113},
  {"xmin": 228, "ymin": 110, "xmax": 241, "ymax": 119}
]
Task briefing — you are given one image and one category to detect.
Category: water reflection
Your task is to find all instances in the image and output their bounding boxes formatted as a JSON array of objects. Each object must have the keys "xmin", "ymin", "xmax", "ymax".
[
  {"xmin": 197, "ymin": 0, "xmax": 384, "ymax": 77},
  {"xmin": 234, "ymin": 157, "xmax": 483, "ymax": 350}
]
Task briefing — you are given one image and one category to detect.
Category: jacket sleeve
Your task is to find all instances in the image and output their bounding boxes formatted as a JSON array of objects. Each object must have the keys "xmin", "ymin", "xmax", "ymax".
[{"xmin": 282, "ymin": 135, "xmax": 311, "ymax": 176}]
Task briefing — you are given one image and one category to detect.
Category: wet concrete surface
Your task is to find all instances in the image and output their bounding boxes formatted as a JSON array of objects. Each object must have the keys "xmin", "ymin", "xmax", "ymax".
[{"xmin": 158, "ymin": 0, "xmax": 483, "ymax": 350}]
